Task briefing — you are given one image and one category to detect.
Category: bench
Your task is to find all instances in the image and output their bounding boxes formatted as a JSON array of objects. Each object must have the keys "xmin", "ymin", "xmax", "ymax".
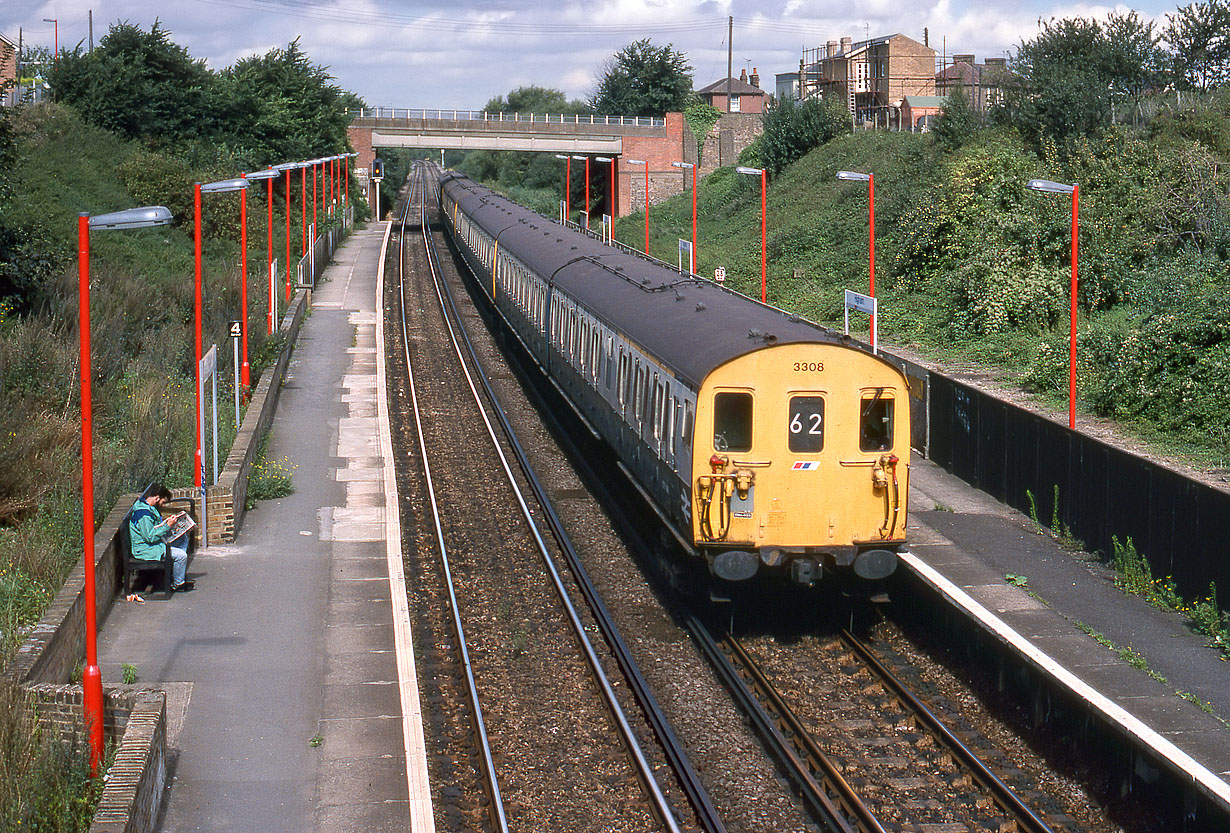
[{"xmin": 119, "ymin": 497, "xmax": 196, "ymax": 600}]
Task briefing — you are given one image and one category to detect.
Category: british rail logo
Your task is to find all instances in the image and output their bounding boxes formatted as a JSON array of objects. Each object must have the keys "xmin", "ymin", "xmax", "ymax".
[{"xmin": 791, "ymin": 461, "xmax": 820, "ymax": 471}]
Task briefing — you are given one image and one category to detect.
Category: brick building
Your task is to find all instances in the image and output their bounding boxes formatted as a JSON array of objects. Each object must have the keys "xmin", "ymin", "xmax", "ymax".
[
  {"xmin": 1, "ymin": 32, "xmax": 16, "ymax": 97},
  {"xmin": 935, "ymin": 54, "xmax": 1012, "ymax": 112},
  {"xmin": 799, "ymin": 33, "xmax": 937, "ymax": 128},
  {"xmin": 696, "ymin": 68, "xmax": 766, "ymax": 114}
]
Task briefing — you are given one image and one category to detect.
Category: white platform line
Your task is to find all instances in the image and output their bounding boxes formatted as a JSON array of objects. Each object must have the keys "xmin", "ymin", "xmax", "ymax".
[
  {"xmin": 374, "ymin": 220, "xmax": 436, "ymax": 832},
  {"xmin": 900, "ymin": 551, "xmax": 1230, "ymax": 809}
]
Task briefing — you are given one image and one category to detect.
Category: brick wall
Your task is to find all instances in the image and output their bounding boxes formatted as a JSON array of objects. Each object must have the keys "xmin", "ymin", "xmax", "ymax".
[
  {"xmin": 698, "ymin": 113, "xmax": 763, "ymax": 174},
  {"xmin": 619, "ymin": 111, "xmax": 690, "ymax": 216}
]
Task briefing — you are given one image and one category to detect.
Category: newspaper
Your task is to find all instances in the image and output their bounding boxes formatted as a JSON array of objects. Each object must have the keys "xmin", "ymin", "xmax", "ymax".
[{"xmin": 161, "ymin": 512, "xmax": 196, "ymax": 543}]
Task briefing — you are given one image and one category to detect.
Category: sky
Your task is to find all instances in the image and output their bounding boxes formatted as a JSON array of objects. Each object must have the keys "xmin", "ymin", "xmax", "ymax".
[{"xmin": 4, "ymin": 0, "xmax": 1181, "ymax": 111}]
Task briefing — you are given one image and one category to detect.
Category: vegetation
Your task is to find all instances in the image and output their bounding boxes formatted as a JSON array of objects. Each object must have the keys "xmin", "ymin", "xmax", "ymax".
[
  {"xmin": 590, "ymin": 39, "xmax": 693, "ymax": 116},
  {"xmin": 0, "ymin": 21, "xmax": 361, "ymax": 826}
]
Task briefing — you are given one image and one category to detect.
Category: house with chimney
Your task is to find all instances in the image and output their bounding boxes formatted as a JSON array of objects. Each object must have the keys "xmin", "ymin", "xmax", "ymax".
[
  {"xmin": 696, "ymin": 68, "xmax": 767, "ymax": 114},
  {"xmin": 935, "ymin": 54, "xmax": 1012, "ymax": 111},
  {"xmin": 785, "ymin": 33, "xmax": 937, "ymax": 129},
  {"xmin": 1, "ymin": 32, "xmax": 17, "ymax": 103}
]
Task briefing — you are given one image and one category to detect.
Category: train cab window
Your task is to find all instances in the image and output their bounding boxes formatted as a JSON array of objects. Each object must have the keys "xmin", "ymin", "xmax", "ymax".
[
  {"xmin": 859, "ymin": 392, "xmax": 894, "ymax": 452},
  {"xmin": 788, "ymin": 396, "xmax": 825, "ymax": 453},
  {"xmin": 713, "ymin": 392, "xmax": 753, "ymax": 452}
]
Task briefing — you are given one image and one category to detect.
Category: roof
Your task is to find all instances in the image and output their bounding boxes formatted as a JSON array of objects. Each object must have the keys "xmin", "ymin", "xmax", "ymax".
[
  {"xmin": 903, "ymin": 95, "xmax": 946, "ymax": 107},
  {"xmin": 0, "ymin": 31, "xmax": 16, "ymax": 50},
  {"xmin": 696, "ymin": 77, "xmax": 764, "ymax": 96},
  {"xmin": 440, "ymin": 173, "xmax": 873, "ymax": 389}
]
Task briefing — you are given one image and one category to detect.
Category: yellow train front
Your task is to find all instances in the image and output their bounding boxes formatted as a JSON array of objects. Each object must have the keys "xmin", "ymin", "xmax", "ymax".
[{"xmin": 692, "ymin": 343, "xmax": 909, "ymax": 583}]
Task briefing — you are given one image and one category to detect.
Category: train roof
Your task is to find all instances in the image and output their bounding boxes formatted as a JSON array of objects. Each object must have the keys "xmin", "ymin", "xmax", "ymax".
[{"xmin": 440, "ymin": 172, "xmax": 869, "ymax": 389}]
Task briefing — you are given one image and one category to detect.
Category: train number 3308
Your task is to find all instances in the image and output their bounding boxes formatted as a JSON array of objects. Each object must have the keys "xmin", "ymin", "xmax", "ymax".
[{"xmin": 793, "ymin": 361, "xmax": 825, "ymax": 372}]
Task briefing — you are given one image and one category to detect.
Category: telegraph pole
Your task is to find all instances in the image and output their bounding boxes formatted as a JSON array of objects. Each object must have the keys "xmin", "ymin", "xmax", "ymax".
[
  {"xmin": 89, "ymin": 10, "xmax": 94, "ymax": 52},
  {"xmin": 726, "ymin": 16, "xmax": 733, "ymax": 112}
]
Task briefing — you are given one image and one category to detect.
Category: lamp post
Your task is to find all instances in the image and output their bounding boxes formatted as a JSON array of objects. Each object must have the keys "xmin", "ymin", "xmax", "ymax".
[
  {"xmin": 245, "ymin": 168, "xmax": 280, "ymax": 336},
  {"xmin": 836, "ymin": 170, "xmax": 876, "ymax": 349},
  {"xmin": 737, "ymin": 166, "xmax": 768, "ymax": 304},
  {"xmin": 626, "ymin": 159, "xmax": 648, "ymax": 254},
  {"xmin": 573, "ymin": 155, "xmax": 590, "ymax": 229},
  {"xmin": 195, "ymin": 178, "xmax": 250, "ymax": 490},
  {"xmin": 595, "ymin": 156, "xmax": 615, "ymax": 235},
  {"xmin": 43, "ymin": 18, "xmax": 57, "ymax": 64},
  {"xmin": 1027, "ymin": 178, "xmax": 1080, "ymax": 430},
  {"xmin": 275, "ymin": 162, "xmax": 299, "ymax": 301},
  {"xmin": 672, "ymin": 161, "xmax": 697, "ymax": 272},
  {"xmin": 554, "ymin": 154, "xmax": 571, "ymax": 223},
  {"xmin": 300, "ymin": 162, "xmax": 308, "ymax": 257},
  {"xmin": 77, "ymin": 205, "xmax": 173, "ymax": 775}
]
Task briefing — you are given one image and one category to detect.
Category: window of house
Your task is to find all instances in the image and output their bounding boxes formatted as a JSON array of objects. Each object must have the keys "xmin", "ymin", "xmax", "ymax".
[
  {"xmin": 730, "ymin": 94, "xmax": 741, "ymax": 112},
  {"xmin": 713, "ymin": 392, "xmax": 753, "ymax": 452}
]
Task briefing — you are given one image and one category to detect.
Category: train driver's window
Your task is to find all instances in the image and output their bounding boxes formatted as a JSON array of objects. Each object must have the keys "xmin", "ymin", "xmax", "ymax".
[
  {"xmin": 859, "ymin": 393, "xmax": 894, "ymax": 452},
  {"xmin": 713, "ymin": 392, "xmax": 753, "ymax": 452},
  {"xmin": 788, "ymin": 396, "xmax": 825, "ymax": 453}
]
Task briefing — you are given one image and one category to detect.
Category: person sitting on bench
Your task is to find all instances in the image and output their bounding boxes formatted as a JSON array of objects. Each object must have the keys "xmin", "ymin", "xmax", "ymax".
[{"xmin": 130, "ymin": 485, "xmax": 195, "ymax": 593}]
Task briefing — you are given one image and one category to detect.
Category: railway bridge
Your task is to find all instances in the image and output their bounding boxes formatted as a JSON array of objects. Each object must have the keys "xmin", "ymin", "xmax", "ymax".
[{"xmin": 346, "ymin": 108, "xmax": 696, "ymax": 217}]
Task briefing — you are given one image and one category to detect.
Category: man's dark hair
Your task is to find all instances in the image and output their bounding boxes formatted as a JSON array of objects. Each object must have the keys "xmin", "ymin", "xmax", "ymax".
[{"xmin": 150, "ymin": 485, "xmax": 173, "ymax": 501}]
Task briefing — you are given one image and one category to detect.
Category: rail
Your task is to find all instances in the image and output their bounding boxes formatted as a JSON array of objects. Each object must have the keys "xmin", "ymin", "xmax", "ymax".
[{"xmin": 349, "ymin": 107, "xmax": 665, "ymax": 127}]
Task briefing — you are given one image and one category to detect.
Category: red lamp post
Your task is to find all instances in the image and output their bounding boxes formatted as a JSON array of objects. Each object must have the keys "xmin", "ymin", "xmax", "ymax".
[
  {"xmin": 195, "ymin": 178, "xmax": 250, "ymax": 489},
  {"xmin": 572, "ymin": 155, "xmax": 589, "ymax": 229},
  {"xmin": 672, "ymin": 161, "xmax": 697, "ymax": 272},
  {"xmin": 738, "ymin": 166, "xmax": 768, "ymax": 304},
  {"xmin": 1028, "ymin": 178, "xmax": 1081, "ymax": 430},
  {"xmin": 245, "ymin": 168, "xmax": 280, "ymax": 335},
  {"xmin": 77, "ymin": 205, "xmax": 173, "ymax": 774},
  {"xmin": 276, "ymin": 162, "xmax": 300, "ymax": 301},
  {"xmin": 595, "ymin": 155, "xmax": 616, "ymax": 237},
  {"xmin": 300, "ymin": 164, "xmax": 308, "ymax": 257},
  {"xmin": 626, "ymin": 159, "xmax": 648, "ymax": 253},
  {"xmin": 554, "ymin": 154, "xmax": 571, "ymax": 223},
  {"xmin": 836, "ymin": 170, "xmax": 876, "ymax": 349}
]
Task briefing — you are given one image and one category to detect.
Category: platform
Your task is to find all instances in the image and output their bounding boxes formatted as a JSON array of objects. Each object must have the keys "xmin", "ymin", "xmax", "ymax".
[{"xmin": 97, "ymin": 221, "xmax": 433, "ymax": 832}]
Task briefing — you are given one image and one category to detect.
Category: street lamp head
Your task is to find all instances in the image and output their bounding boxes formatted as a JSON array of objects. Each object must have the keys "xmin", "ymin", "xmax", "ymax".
[
  {"xmin": 736, "ymin": 166, "xmax": 765, "ymax": 176},
  {"xmin": 87, "ymin": 206, "xmax": 173, "ymax": 230},
  {"xmin": 1027, "ymin": 178, "xmax": 1076, "ymax": 194},
  {"xmin": 554, "ymin": 154, "xmax": 569, "ymax": 160},
  {"xmin": 244, "ymin": 169, "xmax": 280, "ymax": 181},
  {"xmin": 273, "ymin": 162, "xmax": 301, "ymax": 171},
  {"xmin": 595, "ymin": 156, "xmax": 613, "ymax": 162},
  {"xmin": 571, "ymin": 155, "xmax": 587, "ymax": 160},
  {"xmin": 671, "ymin": 161, "xmax": 694, "ymax": 169},
  {"xmin": 201, "ymin": 178, "xmax": 249, "ymax": 193},
  {"xmin": 626, "ymin": 159, "xmax": 646, "ymax": 165},
  {"xmin": 836, "ymin": 170, "xmax": 871, "ymax": 182}
]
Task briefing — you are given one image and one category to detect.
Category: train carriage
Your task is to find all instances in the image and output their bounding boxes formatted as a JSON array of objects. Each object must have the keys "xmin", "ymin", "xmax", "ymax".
[{"xmin": 438, "ymin": 171, "xmax": 910, "ymax": 585}]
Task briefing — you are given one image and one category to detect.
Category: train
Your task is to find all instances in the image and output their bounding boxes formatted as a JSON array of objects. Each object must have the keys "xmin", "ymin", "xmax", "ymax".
[{"xmin": 437, "ymin": 169, "xmax": 911, "ymax": 586}]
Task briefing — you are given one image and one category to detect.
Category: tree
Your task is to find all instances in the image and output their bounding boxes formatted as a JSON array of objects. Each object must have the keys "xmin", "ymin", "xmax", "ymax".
[
  {"xmin": 590, "ymin": 39, "xmax": 692, "ymax": 116},
  {"xmin": 1002, "ymin": 13, "xmax": 1166, "ymax": 145},
  {"xmin": 1165, "ymin": 0, "xmax": 1230, "ymax": 90},
  {"xmin": 484, "ymin": 85, "xmax": 587, "ymax": 115},
  {"xmin": 49, "ymin": 20, "xmax": 213, "ymax": 142},
  {"xmin": 758, "ymin": 96, "xmax": 849, "ymax": 176},
  {"xmin": 932, "ymin": 88, "xmax": 982, "ymax": 151}
]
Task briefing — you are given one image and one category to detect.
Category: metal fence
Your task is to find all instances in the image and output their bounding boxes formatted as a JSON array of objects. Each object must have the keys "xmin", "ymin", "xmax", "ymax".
[
  {"xmin": 296, "ymin": 206, "xmax": 354, "ymax": 289},
  {"xmin": 927, "ymin": 373, "xmax": 1230, "ymax": 599},
  {"xmin": 348, "ymin": 107, "xmax": 665, "ymax": 127},
  {"xmin": 2, "ymin": 82, "xmax": 50, "ymax": 108}
]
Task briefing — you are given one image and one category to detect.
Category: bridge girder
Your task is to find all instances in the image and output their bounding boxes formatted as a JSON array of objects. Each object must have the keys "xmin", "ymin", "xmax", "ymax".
[{"xmin": 370, "ymin": 130, "xmax": 622, "ymax": 155}]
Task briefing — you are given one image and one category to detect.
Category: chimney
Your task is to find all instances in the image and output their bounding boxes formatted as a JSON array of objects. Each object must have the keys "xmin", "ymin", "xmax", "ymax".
[
  {"xmin": 750, "ymin": 67, "xmax": 760, "ymax": 88},
  {"xmin": 740, "ymin": 68, "xmax": 747, "ymax": 82},
  {"xmin": 826, "ymin": 39, "xmax": 838, "ymax": 58},
  {"xmin": 954, "ymin": 54, "xmax": 975, "ymax": 65},
  {"xmin": 840, "ymin": 36, "xmax": 852, "ymax": 54}
]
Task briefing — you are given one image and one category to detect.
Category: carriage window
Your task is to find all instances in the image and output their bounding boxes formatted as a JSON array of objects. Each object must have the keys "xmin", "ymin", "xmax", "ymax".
[
  {"xmin": 788, "ymin": 396, "xmax": 825, "ymax": 453},
  {"xmin": 713, "ymin": 392, "xmax": 753, "ymax": 452},
  {"xmin": 682, "ymin": 400, "xmax": 694, "ymax": 445},
  {"xmin": 618, "ymin": 352, "xmax": 628, "ymax": 405},
  {"xmin": 859, "ymin": 393, "xmax": 894, "ymax": 452}
]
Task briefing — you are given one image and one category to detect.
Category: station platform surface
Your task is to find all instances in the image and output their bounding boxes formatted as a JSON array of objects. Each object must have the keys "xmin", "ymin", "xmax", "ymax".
[
  {"xmin": 97, "ymin": 221, "xmax": 431, "ymax": 833},
  {"xmin": 906, "ymin": 457, "xmax": 1230, "ymax": 810}
]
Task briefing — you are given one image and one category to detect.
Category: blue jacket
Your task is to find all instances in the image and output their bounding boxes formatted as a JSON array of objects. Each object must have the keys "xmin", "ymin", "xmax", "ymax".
[{"xmin": 129, "ymin": 499, "xmax": 169, "ymax": 561}]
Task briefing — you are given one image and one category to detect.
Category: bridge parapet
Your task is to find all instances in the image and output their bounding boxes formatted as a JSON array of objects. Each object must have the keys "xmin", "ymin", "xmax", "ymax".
[{"xmin": 348, "ymin": 108, "xmax": 666, "ymax": 128}]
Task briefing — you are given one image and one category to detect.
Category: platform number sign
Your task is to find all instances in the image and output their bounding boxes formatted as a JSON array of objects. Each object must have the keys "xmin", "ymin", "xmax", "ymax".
[
  {"xmin": 788, "ymin": 396, "xmax": 825, "ymax": 453},
  {"xmin": 228, "ymin": 320, "xmax": 242, "ymax": 339}
]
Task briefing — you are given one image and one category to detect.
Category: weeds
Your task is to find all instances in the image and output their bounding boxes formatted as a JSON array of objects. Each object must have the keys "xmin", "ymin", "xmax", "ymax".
[
  {"xmin": 121, "ymin": 664, "xmax": 138, "ymax": 685},
  {"xmin": 244, "ymin": 437, "xmax": 296, "ymax": 509}
]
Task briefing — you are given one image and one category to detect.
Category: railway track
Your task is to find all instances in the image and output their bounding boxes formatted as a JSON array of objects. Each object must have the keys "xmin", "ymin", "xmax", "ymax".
[{"xmin": 385, "ymin": 163, "xmax": 720, "ymax": 833}]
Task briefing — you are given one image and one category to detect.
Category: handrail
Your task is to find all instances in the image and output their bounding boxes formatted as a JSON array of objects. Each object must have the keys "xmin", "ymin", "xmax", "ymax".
[{"xmin": 346, "ymin": 107, "xmax": 665, "ymax": 127}]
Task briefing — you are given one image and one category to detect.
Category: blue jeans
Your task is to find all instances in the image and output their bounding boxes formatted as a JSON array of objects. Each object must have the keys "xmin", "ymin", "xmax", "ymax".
[{"xmin": 167, "ymin": 532, "xmax": 189, "ymax": 586}]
